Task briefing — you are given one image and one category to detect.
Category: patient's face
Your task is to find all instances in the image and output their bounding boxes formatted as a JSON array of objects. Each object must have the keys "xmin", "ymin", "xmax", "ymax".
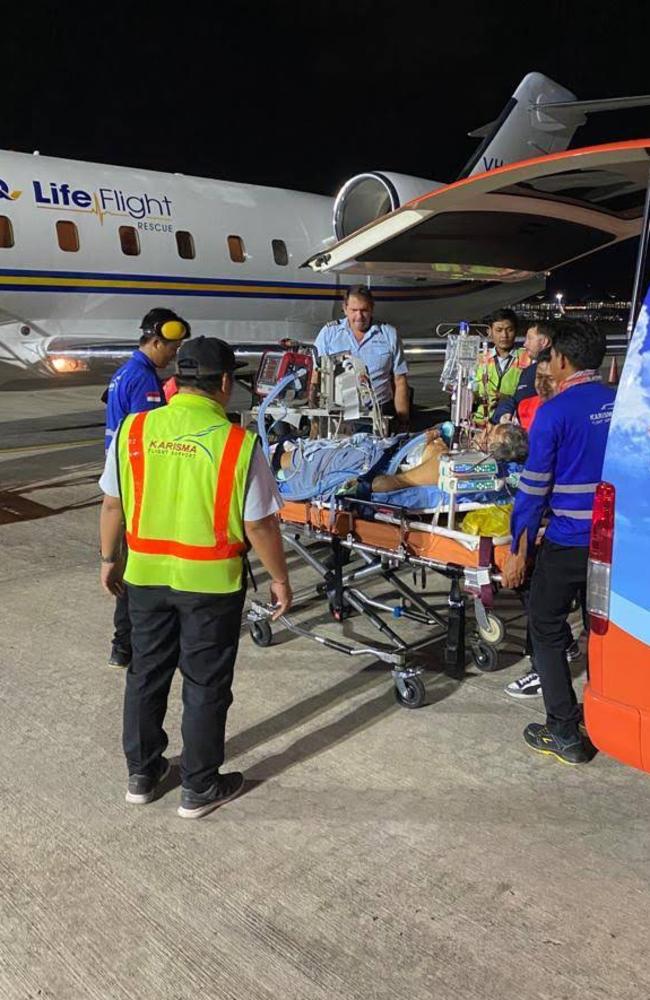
[{"xmin": 474, "ymin": 423, "xmax": 502, "ymax": 451}]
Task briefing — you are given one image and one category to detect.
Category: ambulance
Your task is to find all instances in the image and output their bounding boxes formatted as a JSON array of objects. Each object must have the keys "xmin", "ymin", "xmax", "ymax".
[{"xmin": 585, "ymin": 285, "xmax": 650, "ymax": 769}]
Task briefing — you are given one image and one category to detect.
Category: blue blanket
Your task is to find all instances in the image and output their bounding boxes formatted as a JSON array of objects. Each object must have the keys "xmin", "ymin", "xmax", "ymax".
[{"xmin": 369, "ymin": 484, "xmax": 514, "ymax": 510}]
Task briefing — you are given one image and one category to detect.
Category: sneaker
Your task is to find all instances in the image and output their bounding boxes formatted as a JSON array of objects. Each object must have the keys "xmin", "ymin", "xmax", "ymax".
[
  {"xmin": 109, "ymin": 646, "xmax": 131, "ymax": 669},
  {"xmin": 177, "ymin": 771, "xmax": 245, "ymax": 820},
  {"xmin": 125, "ymin": 758, "xmax": 171, "ymax": 805},
  {"xmin": 577, "ymin": 704, "xmax": 588, "ymax": 736},
  {"xmin": 505, "ymin": 670, "xmax": 542, "ymax": 699},
  {"xmin": 565, "ymin": 640, "xmax": 581, "ymax": 662},
  {"xmin": 523, "ymin": 723, "xmax": 592, "ymax": 765}
]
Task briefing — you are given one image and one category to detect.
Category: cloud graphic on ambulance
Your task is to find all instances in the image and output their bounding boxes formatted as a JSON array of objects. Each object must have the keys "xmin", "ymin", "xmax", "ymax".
[
  {"xmin": 605, "ymin": 304, "xmax": 650, "ymax": 465},
  {"xmin": 0, "ymin": 179, "xmax": 22, "ymax": 201},
  {"xmin": 603, "ymin": 297, "xmax": 650, "ymax": 640}
]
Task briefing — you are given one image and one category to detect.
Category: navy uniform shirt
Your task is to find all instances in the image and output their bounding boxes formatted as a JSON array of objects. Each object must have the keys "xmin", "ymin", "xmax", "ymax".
[
  {"xmin": 104, "ymin": 350, "xmax": 165, "ymax": 451},
  {"xmin": 511, "ymin": 381, "xmax": 615, "ymax": 550},
  {"xmin": 313, "ymin": 319, "xmax": 408, "ymax": 406}
]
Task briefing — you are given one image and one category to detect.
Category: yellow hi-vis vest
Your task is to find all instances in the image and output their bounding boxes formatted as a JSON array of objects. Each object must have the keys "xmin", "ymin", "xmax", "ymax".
[
  {"xmin": 474, "ymin": 348, "xmax": 530, "ymax": 423},
  {"xmin": 117, "ymin": 393, "xmax": 257, "ymax": 594}
]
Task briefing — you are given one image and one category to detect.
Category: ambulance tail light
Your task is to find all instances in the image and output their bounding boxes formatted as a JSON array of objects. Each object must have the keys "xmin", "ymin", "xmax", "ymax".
[{"xmin": 587, "ymin": 481, "xmax": 615, "ymax": 636}]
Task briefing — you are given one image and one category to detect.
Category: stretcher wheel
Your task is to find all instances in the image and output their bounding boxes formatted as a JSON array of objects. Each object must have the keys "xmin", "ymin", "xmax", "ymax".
[
  {"xmin": 471, "ymin": 640, "xmax": 498, "ymax": 672},
  {"xmin": 394, "ymin": 675, "xmax": 426, "ymax": 709},
  {"xmin": 249, "ymin": 620, "xmax": 273, "ymax": 648},
  {"xmin": 477, "ymin": 613, "xmax": 505, "ymax": 646}
]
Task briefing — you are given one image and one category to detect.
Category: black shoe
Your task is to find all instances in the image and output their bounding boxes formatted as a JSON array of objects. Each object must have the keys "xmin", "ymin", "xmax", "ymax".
[
  {"xmin": 109, "ymin": 646, "xmax": 131, "ymax": 669},
  {"xmin": 125, "ymin": 758, "xmax": 171, "ymax": 805},
  {"xmin": 177, "ymin": 772, "xmax": 245, "ymax": 820},
  {"xmin": 523, "ymin": 723, "xmax": 592, "ymax": 765}
]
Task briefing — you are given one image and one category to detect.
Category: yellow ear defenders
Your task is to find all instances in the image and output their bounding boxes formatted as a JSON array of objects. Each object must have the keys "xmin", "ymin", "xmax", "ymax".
[
  {"xmin": 159, "ymin": 319, "xmax": 188, "ymax": 341},
  {"xmin": 141, "ymin": 311, "xmax": 191, "ymax": 342}
]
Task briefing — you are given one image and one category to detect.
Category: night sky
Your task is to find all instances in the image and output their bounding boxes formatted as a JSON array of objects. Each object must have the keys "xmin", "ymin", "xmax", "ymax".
[{"xmin": 5, "ymin": 2, "xmax": 650, "ymax": 298}]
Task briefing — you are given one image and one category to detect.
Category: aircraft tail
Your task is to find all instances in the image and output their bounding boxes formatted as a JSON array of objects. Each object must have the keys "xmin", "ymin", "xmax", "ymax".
[{"xmin": 459, "ymin": 72, "xmax": 650, "ymax": 178}]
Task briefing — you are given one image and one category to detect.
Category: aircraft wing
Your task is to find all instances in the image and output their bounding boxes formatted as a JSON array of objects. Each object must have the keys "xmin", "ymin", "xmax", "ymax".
[{"xmin": 303, "ymin": 140, "xmax": 650, "ymax": 281}]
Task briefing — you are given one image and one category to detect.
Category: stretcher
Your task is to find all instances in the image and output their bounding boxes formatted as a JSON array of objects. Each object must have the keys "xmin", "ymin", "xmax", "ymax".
[{"xmin": 246, "ymin": 495, "xmax": 511, "ymax": 709}]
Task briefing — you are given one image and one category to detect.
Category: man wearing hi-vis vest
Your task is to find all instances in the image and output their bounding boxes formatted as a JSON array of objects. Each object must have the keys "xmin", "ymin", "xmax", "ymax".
[
  {"xmin": 474, "ymin": 309, "xmax": 530, "ymax": 424},
  {"xmin": 99, "ymin": 337, "xmax": 292, "ymax": 819}
]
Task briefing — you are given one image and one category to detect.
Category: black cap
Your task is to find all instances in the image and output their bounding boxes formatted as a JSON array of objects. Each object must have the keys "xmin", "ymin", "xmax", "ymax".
[{"xmin": 176, "ymin": 336, "xmax": 246, "ymax": 378}]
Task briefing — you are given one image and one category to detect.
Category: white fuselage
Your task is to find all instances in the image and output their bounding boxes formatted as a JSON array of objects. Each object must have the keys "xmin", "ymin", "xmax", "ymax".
[{"xmin": 0, "ymin": 150, "xmax": 541, "ymax": 381}]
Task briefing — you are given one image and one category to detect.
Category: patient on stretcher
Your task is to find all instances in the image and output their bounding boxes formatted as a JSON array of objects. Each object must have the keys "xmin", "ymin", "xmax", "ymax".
[
  {"xmin": 371, "ymin": 423, "xmax": 527, "ymax": 493},
  {"xmin": 270, "ymin": 422, "xmax": 528, "ymax": 506}
]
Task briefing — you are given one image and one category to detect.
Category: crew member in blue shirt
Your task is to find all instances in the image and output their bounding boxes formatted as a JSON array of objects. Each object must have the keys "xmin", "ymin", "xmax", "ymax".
[
  {"xmin": 310, "ymin": 285, "xmax": 410, "ymax": 429},
  {"xmin": 502, "ymin": 321, "xmax": 615, "ymax": 764},
  {"xmin": 492, "ymin": 321, "xmax": 554, "ymax": 424},
  {"xmin": 104, "ymin": 307, "xmax": 191, "ymax": 666}
]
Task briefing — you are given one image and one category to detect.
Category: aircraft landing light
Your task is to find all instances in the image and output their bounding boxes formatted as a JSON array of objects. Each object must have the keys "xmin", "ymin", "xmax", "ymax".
[{"xmin": 49, "ymin": 356, "xmax": 89, "ymax": 374}]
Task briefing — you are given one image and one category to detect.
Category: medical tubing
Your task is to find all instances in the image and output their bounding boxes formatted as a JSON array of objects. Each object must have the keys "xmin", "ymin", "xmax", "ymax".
[
  {"xmin": 257, "ymin": 368, "xmax": 308, "ymax": 458},
  {"xmin": 387, "ymin": 433, "xmax": 428, "ymax": 474}
]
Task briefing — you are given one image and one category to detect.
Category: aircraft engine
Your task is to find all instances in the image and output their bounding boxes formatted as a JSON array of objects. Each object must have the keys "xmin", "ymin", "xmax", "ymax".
[{"xmin": 332, "ymin": 172, "xmax": 441, "ymax": 240}]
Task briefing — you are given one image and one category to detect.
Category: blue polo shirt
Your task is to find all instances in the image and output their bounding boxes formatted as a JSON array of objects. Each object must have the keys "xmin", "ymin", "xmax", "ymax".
[
  {"xmin": 511, "ymin": 382, "xmax": 615, "ymax": 550},
  {"xmin": 104, "ymin": 350, "xmax": 165, "ymax": 451},
  {"xmin": 313, "ymin": 319, "xmax": 408, "ymax": 406}
]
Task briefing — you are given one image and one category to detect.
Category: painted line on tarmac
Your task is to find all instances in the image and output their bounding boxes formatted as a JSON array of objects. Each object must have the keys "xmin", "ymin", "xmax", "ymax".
[{"xmin": 0, "ymin": 438, "xmax": 102, "ymax": 455}]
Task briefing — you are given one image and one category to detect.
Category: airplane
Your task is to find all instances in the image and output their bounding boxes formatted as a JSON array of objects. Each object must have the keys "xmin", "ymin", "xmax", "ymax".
[{"xmin": 0, "ymin": 71, "xmax": 648, "ymax": 384}]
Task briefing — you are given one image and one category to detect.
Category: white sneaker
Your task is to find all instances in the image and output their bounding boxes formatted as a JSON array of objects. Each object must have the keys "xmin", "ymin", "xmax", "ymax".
[{"xmin": 505, "ymin": 670, "xmax": 542, "ymax": 699}]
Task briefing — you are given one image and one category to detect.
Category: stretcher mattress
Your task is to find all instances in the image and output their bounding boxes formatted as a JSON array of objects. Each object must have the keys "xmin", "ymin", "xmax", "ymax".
[{"xmin": 277, "ymin": 500, "xmax": 512, "ymax": 572}]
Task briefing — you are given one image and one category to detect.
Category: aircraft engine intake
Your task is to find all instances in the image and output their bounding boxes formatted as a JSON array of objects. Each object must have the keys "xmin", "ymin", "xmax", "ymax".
[{"xmin": 332, "ymin": 172, "xmax": 440, "ymax": 240}]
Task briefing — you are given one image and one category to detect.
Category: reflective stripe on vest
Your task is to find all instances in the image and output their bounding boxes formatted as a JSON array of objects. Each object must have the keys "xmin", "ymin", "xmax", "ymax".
[
  {"xmin": 125, "ymin": 409, "xmax": 247, "ymax": 561},
  {"xmin": 474, "ymin": 350, "xmax": 529, "ymax": 421}
]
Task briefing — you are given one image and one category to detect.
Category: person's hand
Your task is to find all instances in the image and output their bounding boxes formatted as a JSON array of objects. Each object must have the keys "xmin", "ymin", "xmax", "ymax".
[
  {"xmin": 501, "ymin": 551, "xmax": 527, "ymax": 589},
  {"xmin": 269, "ymin": 579, "xmax": 292, "ymax": 620},
  {"xmin": 499, "ymin": 413, "xmax": 513, "ymax": 424},
  {"xmin": 101, "ymin": 560, "xmax": 124, "ymax": 597},
  {"xmin": 424, "ymin": 428, "xmax": 442, "ymax": 443}
]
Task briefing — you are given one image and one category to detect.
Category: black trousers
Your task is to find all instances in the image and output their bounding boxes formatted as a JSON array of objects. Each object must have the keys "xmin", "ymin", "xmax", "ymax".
[
  {"xmin": 112, "ymin": 535, "xmax": 131, "ymax": 653},
  {"xmin": 528, "ymin": 540, "xmax": 589, "ymax": 740},
  {"xmin": 519, "ymin": 587, "xmax": 580, "ymax": 658},
  {"xmin": 113, "ymin": 589, "xmax": 132, "ymax": 653},
  {"xmin": 123, "ymin": 583, "xmax": 245, "ymax": 792}
]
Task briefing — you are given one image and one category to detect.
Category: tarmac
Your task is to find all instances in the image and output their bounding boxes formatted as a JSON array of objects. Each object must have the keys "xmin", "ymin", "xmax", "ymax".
[{"xmin": 1, "ymin": 383, "xmax": 650, "ymax": 1000}]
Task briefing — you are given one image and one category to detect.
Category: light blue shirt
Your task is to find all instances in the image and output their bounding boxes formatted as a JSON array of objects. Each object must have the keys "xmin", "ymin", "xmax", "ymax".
[{"xmin": 313, "ymin": 320, "xmax": 408, "ymax": 406}]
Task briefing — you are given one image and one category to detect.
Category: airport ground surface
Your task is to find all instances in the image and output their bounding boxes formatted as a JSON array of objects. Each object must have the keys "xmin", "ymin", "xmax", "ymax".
[{"xmin": 1, "ymin": 379, "xmax": 650, "ymax": 1000}]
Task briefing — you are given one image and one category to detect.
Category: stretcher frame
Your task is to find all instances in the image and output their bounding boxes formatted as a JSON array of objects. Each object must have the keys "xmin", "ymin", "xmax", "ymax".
[{"xmin": 246, "ymin": 496, "xmax": 511, "ymax": 708}]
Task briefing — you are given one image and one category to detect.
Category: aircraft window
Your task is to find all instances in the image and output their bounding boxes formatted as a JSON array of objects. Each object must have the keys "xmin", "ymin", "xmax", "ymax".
[
  {"xmin": 272, "ymin": 239, "xmax": 289, "ymax": 266},
  {"xmin": 119, "ymin": 226, "xmax": 141, "ymax": 257},
  {"xmin": 0, "ymin": 216, "xmax": 14, "ymax": 248},
  {"xmin": 176, "ymin": 230, "xmax": 195, "ymax": 260},
  {"xmin": 56, "ymin": 220, "xmax": 79, "ymax": 253},
  {"xmin": 227, "ymin": 235, "xmax": 246, "ymax": 263}
]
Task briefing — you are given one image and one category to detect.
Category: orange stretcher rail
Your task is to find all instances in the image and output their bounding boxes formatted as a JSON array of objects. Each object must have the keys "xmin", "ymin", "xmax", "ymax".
[{"xmin": 277, "ymin": 500, "xmax": 513, "ymax": 574}]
